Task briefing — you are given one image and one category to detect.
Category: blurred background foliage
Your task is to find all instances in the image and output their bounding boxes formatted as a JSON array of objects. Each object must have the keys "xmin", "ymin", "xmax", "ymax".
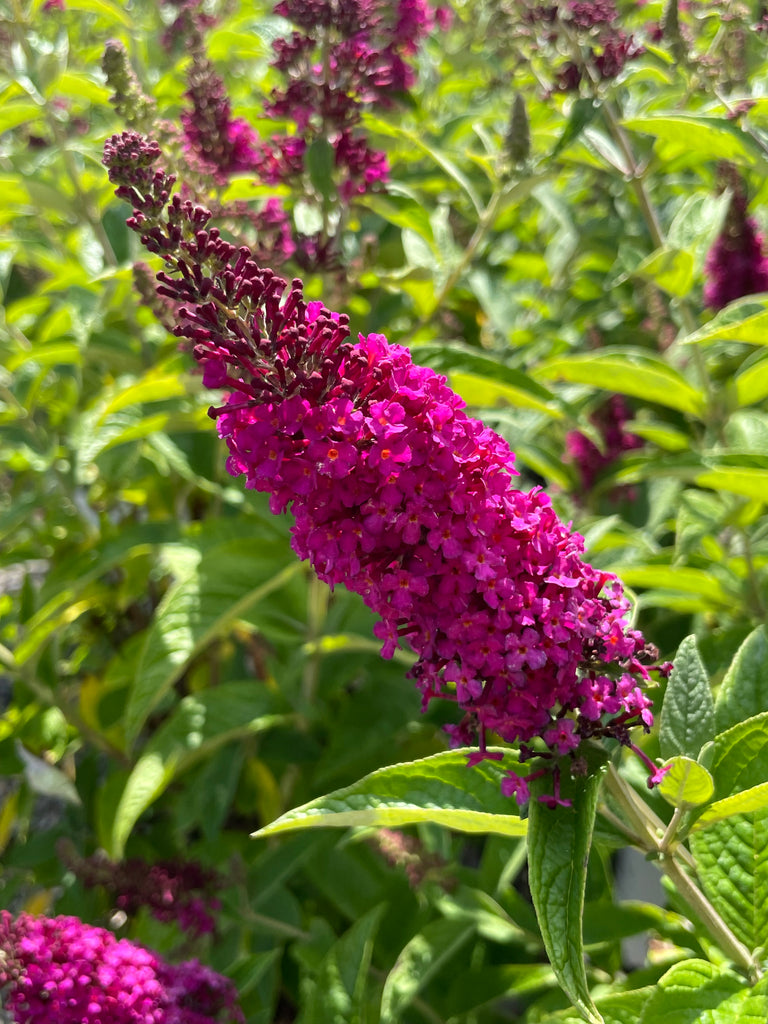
[{"xmin": 4, "ymin": 0, "xmax": 768, "ymax": 1020}]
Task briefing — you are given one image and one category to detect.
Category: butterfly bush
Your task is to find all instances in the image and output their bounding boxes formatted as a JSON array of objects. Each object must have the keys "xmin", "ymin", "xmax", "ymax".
[
  {"xmin": 103, "ymin": 131, "xmax": 669, "ymax": 805},
  {"xmin": 0, "ymin": 912, "xmax": 243, "ymax": 1024},
  {"xmin": 126, "ymin": 0, "xmax": 446, "ymax": 270}
]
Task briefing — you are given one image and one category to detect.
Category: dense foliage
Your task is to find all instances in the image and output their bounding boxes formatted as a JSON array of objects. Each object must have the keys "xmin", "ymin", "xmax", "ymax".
[{"xmin": 3, "ymin": 0, "xmax": 768, "ymax": 1021}]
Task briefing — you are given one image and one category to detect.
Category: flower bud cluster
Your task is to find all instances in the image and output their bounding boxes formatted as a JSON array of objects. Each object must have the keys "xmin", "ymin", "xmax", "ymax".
[
  {"xmin": 102, "ymin": 40, "xmax": 156, "ymax": 130},
  {"xmin": 104, "ymin": 132, "xmax": 668, "ymax": 803},
  {"xmin": 0, "ymin": 912, "xmax": 243, "ymax": 1024},
  {"xmin": 255, "ymin": 0, "xmax": 444, "ymax": 206}
]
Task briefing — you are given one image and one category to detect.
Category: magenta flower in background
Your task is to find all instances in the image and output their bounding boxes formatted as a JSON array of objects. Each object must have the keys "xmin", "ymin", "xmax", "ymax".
[
  {"xmin": 59, "ymin": 847, "xmax": 221, "ymax": 937},
  {"xmin": 704, "ymin": 188, "xmax": 768, "ymax": 310},
  {"xmin": 103, "ymin": 130, "xmax": 668, "ymax": 803},
  {"xmin": 566, "ymin": 394, "xmax": 644, "ymax": 494},
  {"xmin": 0, "ymin": 912, "xmax": 244, "ymax": 1024}
]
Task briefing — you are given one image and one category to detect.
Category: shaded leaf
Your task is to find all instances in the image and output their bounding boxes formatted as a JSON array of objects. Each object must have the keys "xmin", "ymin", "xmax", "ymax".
[
  {"xmin": 109, "ymin": 683, "xmax": 286, "ymax": 857},
  {"xmin": 125, "ymin": 544, "xmax": 299, "ymax": 745},
  {"xmin": 380, "ymin": 918, "xmax": 474, "ymax": 1024}
]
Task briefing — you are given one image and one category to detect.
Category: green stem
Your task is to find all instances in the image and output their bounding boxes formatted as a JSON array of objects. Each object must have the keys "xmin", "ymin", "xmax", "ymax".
[
  {"xmin": 301, "ymin": 572, "xmax": 329, "ymax": 708},
  {"xmin": 661, "ymin": 854, "xmax": 759, "ymax": 981},
  {"xmin": 603, "ymin": 763, "xmax": 760, "ymax": 979}
]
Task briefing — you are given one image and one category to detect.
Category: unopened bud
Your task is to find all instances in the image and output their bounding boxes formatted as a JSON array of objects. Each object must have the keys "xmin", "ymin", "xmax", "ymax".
[
  {"xmin": 660, "ymin": 0, "xmax": 686, "ymax": 63},
  {"xmin": 506, "ymin": 93, "xmax": 531, "ymax": 166},
  {"xmin": 102, "ymin": 40, "xmax": 155, "ymax": 129}
]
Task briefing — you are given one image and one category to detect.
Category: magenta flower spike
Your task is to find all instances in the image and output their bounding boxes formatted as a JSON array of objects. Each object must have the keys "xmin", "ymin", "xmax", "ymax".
[
  {"xmin": 103, "ymin": 131, "xmax": 668, "ymax": 804},
  {"xmin": 704, "ymin": 188, "xmax": 768, "ymax": 310},
  {"xmin": 0, "ymin": 912, "xmax": 243, "ymax": 1024}
]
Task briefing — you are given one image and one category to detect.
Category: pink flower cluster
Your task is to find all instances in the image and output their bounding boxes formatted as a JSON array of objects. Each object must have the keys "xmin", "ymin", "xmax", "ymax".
[
  {"xmin": 62, "ymin": 848, "xmax": 221, "ymax": 937},
  {"xmin": 0, "ymin": 912, "xmax": 243, "ymax": 1024},
  {"xmin": 566, "ymin": 395, "xmax": 643, "ymax": 494},
  {"xmin": 704, "ymin": 189, "xmax": 768, "ymax": 310},
  {"xmin": 104, "ymin": 130, "xmax": 668, "ymax": 803}
]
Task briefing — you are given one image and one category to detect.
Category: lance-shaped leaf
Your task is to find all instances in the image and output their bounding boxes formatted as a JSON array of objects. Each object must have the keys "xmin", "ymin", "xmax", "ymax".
[
  {"xmin": 535, "ymin": 349, "xmax": 705, "ymax": 417},
  {"xmin": 299, "ymin": 905, "xmax": 385, "ymax": 1024},
  {"xmin": 109, "ymin": 682, "xmax": 286, "ymax": 858},
  {"xmin": 527, "ymin": 765, "xmax": 606, "ymax": 1024},
  {"xmin": 660, "ymin": 635, "xmax": 715, "ymax": 760},
  {"xmin": 380, "ymin": 918, "xmax": 475, "ymax": 1024},
  {"xmin": 252, "ymin": 749, "xmax": 527, "ymax": 838},
  {"xmin": 715, "ymin": 626, "xmax": 768, "ymax": 732},
  {"xmin": 124, "ymin": 543, "xmax": 300, "ymax": 745}
]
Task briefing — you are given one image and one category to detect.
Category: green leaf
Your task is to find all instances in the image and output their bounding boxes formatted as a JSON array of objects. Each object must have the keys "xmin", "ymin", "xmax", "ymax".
[
  {"xmin": 734, "ymin": 357, "xmax": 768, "ymax": 407},
  {"xmin": 380, "ymin": 918, "xmax": 475, "ymax": 1024},
  {"xmin": 355, "ymin": 191, "xmax": 435, "ymax": 244},
  {"xmin": 362, "ymin": 116, "xmax": 484, "ymax": 214},
  {"xmin": 252, "ymin": 749, "xmax": 527, "ymax": 838},
  {"xmin": 659, "ymin": 635, "xmax": 715, "ymax": 760},
  {"xmin": 0, "ymin": 100, "xmax": 42, "ymax": 134},
  {"xmin": 694, "ymin": 467, "xmax": 768, "ymax": 503},
  {"xmin": 634, "ymin": 247, "xmax": 695, "ymax": 297},
  {"xmin": 551, "ymin": 98, "xmax": 600, "ymax": 158},
  {"xmin": 681, "ymin": 298, "xmax": 768, "ymax": 347},
  {"xmin": 542, "ymin": 987, "xmax": 654, "ymax": 1024},
  {"xmin": 623, "ymin": 114, "xmax": 767, "ymax": 169},
  {"xmin": 657, "ymin": 757, "xmax": 714, "ymax": 808},
  {"xmin": 414, "ymin": 343, "xmax": 564, "ymax": 418},
  {"xmin": 97, "ymin": 373, "xmax": 189, "ymax": 420},
  {"xmin": 605, "ymin": 565, "xmax": 732, "ymax": 608},
  {"xmin": 298, "ymin": 905, "xmax": 385, "ymax": 1024},
  {"xmin": 689, "ymin": 713, "xmax": 768, "ymax": 950},
  {"xmin": 692, "ymin": 781, "xmax": 768, "ymax": 832},
  {"xmin": 636, "ymin": 960, "xmax": 751, "ymax": 1024},
  {"xmin": 305, "ymin": 137, "xmax": 335, "ymax": 198},
  {"xmin": 109, "ymin": 683, "xmax": 286, "ymax": 858},
  {"xmin": 7, "ymin": 342, "xmax": 82, "ymax": 371},
  {"xmin": 535, "ymin": 349, "xmax": 705, "ymax": 417},
  {"xmin": 61, "ymin": 0, "xmax": 134, "ymax": 26},
  {"xmin": 15, "ymin": 523, "xmax": 181, "ymax": 666},
  {"xmin": 527, "ymin": 766, "xmax": 606, "ymax": 1024},
  {"xmin": 124, "ymin": 544, "xmax": 300, "ymax": 745},
  {"xmin": 715, "ymin": 627, "xmax": 768, "ymax": 733}
]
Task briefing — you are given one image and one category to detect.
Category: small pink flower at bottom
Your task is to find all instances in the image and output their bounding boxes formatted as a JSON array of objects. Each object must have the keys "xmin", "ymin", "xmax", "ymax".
[{"xmin": 0, "ymin": 912, "xmax": 243, "ymax": 1024}]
